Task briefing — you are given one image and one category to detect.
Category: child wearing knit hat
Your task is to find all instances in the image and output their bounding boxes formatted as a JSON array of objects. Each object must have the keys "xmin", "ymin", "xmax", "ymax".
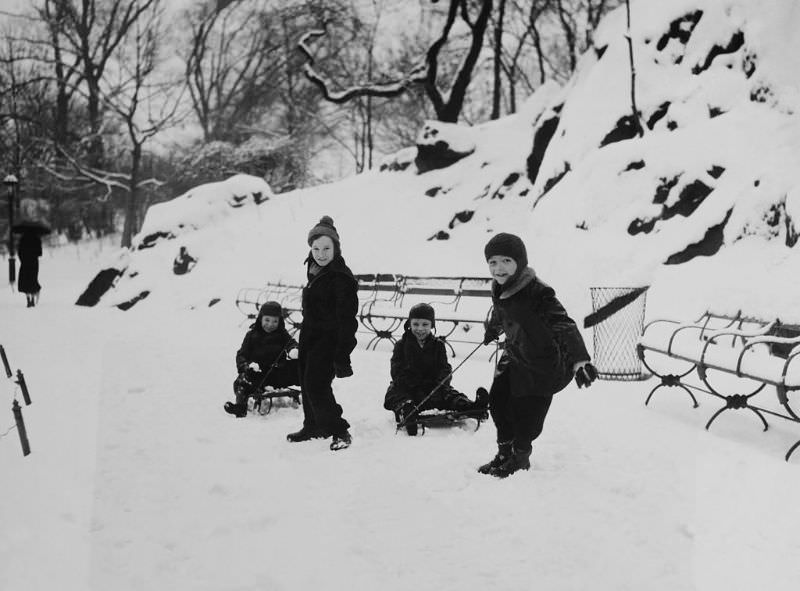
[
  {"xmin": 286, "ymin": 216, "xmax": 359, "ymax": 451},
  {"xmin": 480, "ymin": 232, "xmax": 597, "ymax": 477},
  {"xmin": 383, "ymin": 303, "xmax": 487, "ymax": 435},
  {"xmin": 224, "ymin": 301, "xmax": 299, "ymax": 417}
]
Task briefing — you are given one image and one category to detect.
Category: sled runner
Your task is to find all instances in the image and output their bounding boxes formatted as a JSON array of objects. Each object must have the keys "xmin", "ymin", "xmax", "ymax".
[
  {"xmin": 250, "ymin": 386, "xmax": 301, "ymax": 415},
  {"xmin": 397, "ymin": 406, "xmax": 490, "ymax": 436}
]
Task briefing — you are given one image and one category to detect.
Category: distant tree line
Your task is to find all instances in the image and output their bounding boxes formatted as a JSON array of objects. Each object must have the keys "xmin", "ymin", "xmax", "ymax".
[{"xmin": 0, "ymin": 0, "xmax": 619, "ymax": 247}]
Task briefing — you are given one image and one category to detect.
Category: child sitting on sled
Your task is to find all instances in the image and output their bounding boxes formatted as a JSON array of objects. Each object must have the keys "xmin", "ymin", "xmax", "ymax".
[
  {"xmin": 224, "ymin": 301, "xmax": 300, "ymax": 417},
  {"xmin": 383, "ymin": 303, "xmax": 488, "ymax": 433}
]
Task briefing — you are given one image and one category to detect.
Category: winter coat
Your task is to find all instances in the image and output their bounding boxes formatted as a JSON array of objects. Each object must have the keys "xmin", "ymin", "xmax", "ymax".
[
  {"xmin": 235, "ymin": 307, "xmax": 298, "ymax": 374},
  {"xmin": 299, "ymin": 254, "xmax": 358, "ymax": 366},
  {"xmin": 486, "ymin": 267, "xmax": 590, "ymax": 397},
  {"xmin": 390, "ymin": 329, "xmax": 451, "ymax": 391},
  {"xmin": 17, "ymin": 232, "xmax": 42, "ymax": 294}
]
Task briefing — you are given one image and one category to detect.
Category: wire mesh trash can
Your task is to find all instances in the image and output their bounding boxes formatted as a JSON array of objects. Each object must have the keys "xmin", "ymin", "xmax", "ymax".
[{"xmin": 587, "ymin": 286, "xmax": 649, "ymax": 380}]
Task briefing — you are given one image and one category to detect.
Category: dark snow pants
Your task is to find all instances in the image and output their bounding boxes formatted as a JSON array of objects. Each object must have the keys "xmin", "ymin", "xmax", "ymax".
[
  {"xmin": 384, "ymin": 383, "xmax": 472, "ymax": 413},
  {"xmin": 489, "ymin": 366, "xmax": 553, "ymax": 454},
  {"xmin": 298, "ymin": 332, "xmax": 350, "ymax": 437}
]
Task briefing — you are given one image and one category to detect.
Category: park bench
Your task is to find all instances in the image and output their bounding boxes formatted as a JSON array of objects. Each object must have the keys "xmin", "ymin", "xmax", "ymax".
[
  {"xmin": 636, "ymin": 311, "xmax": 800, "ymax": 461},
  {"xmin": 235, "ymin": 274, "xmax": 494, "ymax": 354}
]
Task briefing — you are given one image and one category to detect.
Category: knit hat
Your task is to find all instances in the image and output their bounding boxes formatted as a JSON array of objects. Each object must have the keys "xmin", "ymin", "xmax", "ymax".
[
  {"xmin": 484, "ymin": 232, "xmax": 528, "ymax": 268},
  {"xmin": 307, "ymin": 215, "xmax": 341, "ymax": 251},
  {"xmin": 408, "ymin": 303, "xmax": 435, "ymax": 328},
  {"xmin": 259, "ymin": 301, "xmax": 283, "ymax": 318}
]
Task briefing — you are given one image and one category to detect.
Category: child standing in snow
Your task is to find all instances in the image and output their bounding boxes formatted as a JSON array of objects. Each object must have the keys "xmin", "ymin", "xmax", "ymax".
[
  {"xmin": 384, "ymin": 303, "xmax": 488, "ymax": 434},
  {"xmin": 480, "ymin": 233, "xmax": 597, "ymax": 477},
  {"xmin": 224, "ymin": 301, "xmax": 299, "ymax": 418},
  {"xmin": 286, "ymin": 216, "xmax": 359, "ymax": 451}
]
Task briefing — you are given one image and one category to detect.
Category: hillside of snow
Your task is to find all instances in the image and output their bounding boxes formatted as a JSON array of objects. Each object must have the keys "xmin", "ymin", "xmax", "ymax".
[{"xmin": 77, "ymin": 0, "xmax": 799, "ymax": 326}]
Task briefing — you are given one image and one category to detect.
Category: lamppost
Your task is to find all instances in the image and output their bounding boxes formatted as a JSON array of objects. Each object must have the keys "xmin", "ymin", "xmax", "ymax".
[{"xmin": 4, "ymin": 174, "xmax": 18, "ymax": 285}]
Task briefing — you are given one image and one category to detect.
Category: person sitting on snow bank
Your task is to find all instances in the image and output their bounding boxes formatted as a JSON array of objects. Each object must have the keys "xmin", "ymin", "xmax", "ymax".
[
  {"xmin": 173, "ymin": 246, "xmax": 197, "ymax": 275},
  {"xmin": 224, "ymin": 301, "xmax": 299, "ymax": 418},
  {"xmin": 383, "ymin": 303, "xmax": 488, "ymax": 434},
  {"xmin": 479, "ymin": 233, "xmax": 597, "ymax": 478}
]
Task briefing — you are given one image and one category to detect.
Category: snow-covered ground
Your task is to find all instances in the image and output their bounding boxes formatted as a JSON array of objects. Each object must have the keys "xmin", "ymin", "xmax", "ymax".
[{"xmin": 2, "ymin": 239, "xmax": 800, "ymax": 591}]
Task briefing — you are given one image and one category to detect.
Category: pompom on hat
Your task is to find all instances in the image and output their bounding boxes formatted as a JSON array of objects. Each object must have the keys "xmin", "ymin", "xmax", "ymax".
[
  {"xmin": 307, "ymin": 215, "xmax": 341, "ymax": 250},
  {"xmin": 484, "ymin": 232, "xmax": 528, "ymax": 268}
]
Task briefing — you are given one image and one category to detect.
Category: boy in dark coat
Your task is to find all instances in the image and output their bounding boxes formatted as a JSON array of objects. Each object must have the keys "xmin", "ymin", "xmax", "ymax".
[
  {"xmin": 384, "ymin": 303, "xmax": 486, "ymax": 434},
  {"xmin": 224, "ymin": 301, "xmax": 299, "ymax": 417},
  {"xmin": 286, "ymin": 216, "xmax": 359, "ymax": 451},
  {"xmin": 480, "ymin": 233, "xmax": 598, "ymax": 477}
]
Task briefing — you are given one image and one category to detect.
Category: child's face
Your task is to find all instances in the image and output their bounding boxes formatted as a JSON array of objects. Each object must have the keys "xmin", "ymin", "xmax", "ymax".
[
  {"xmin": 487, "ymin": 255, "xmax": 518, "ymax": 284},
  {"xmin": 409, "ymin": 318, "xmax": 432, "ymax": 340},
  {"xmin": 310, "ymin": 235, "xmax": 335, "ymax": 266},
  {"xmin": 261, "ymin": 315, "xmax": 280, "ymax": 332}
]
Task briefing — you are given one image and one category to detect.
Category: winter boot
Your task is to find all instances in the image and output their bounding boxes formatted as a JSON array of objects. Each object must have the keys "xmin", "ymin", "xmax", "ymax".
[
  {"xmin": 286, "ymin": 424, "xmax": 327, "ymax": 443},
  {"xmin": 330, "ymin": 430, "xmax": 352, "ymax": 451},
  {"xmin": 223, "ymin": 401, "xmax": 248, "ymax": 418},
  {"xmin": 474, "ymin": 387, "xmax": 490, "ymax": 410},
  {"xmin": 477, "ymin": 442, "xmax": 513, "ymax": 475},
  {"xmin": 395, "ymin": 400, "xmax": 418, "ymax": 436},
  {"xmin": 489, "ymin": 446, "xmax": 532, "ymax": 478}
]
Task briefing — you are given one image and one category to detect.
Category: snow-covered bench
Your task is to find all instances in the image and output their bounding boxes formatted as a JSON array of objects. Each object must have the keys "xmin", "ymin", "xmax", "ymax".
[
  {"xmin": 235, "ymin": 274, "xmax": 493, "ymax": 354},
  {"xmin": 636, "ymin": 312, "xmax": 800, "ymax": 460}
]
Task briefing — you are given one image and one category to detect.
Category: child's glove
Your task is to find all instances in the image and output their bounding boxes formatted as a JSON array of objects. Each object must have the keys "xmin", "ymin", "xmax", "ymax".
[
  {"xmin": 574, "ymin": 362, "xmax": 598, "ymax": 388},
  {"xmin": 334, "ymin": 362, "xmax": 353, "ymax": 378},
  {"xmin": 247, "ymin": 362, "xmax": 261, "ymax": 372},
  {"xmin": 286, "ymin": 348, "xmax": 299, "ymax": 360}
]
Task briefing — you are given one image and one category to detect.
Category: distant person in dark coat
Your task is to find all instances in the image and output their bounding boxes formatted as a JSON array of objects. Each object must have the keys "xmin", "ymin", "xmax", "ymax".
[
  {"xmin": 286, "ymin": 216, "xmax": 358, "ymax": 451},
  {"xmin": 384, "ymin": 303, "xmax": 487, "ymax": 434},
  {"xmin": 224, "ymin": 301, "xmax": 299, "ymax": 418},
  {"xmin": 173, "ymin": 246, "xmax": 197, "ymax": 275},
  {"xmin": 480, "ymin": 233, "xmax": 598, "ymax": 478},
  {"xmin": 17, "ymin": 231, "xmax": 42, "ymax": 307}
]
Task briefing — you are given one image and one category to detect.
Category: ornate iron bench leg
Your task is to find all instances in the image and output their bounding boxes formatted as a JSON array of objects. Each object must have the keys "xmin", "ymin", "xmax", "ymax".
[
  {"xmin": 785, "ymin": 439, "xmax": 800, "ymax": 462},
  {"xmin": 704, "ymin": 394, "xmax": 769, "ymax": 432},
  {"xmin": 639, "ymin": 348, "xmax": 698, "ymax": 407}
]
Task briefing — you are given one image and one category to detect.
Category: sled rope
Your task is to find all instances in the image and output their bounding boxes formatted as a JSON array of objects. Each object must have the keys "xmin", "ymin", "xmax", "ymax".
[{"xmin": 396, "ymin": 342, "xmax": 484, "ymax": 430}]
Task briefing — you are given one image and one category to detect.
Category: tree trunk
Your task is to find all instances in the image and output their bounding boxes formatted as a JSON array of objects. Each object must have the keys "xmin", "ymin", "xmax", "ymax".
[
  {"xmin": 121, "ymin": 142, "xmax": 142, "ymax": 248},
  {"xmin": 491, "ymin": 0, "xmax": 506, "ymax": 119}
]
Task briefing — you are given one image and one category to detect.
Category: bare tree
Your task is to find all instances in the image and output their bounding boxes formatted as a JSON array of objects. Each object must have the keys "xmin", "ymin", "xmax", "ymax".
[{"xmin": 298, "ymin": 0, "xmax": 494, "ymax": 124}]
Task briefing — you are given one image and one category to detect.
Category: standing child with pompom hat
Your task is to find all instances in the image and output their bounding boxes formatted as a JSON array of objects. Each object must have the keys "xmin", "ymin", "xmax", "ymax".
[
  {"xmin": 480, "ymin": 232, "xmax": 598, "ymax": 477},
  {"xmin": 286, "ymin": 216, "xmax": 359, "ymax": 451}
]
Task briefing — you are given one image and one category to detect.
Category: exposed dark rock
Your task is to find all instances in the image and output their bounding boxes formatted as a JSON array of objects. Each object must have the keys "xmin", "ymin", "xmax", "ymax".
[
  {"xmin": 625, "ymin": 160, "xmax": 646, "ymax": 172},
  {"xmin": 492, "ymin": 173, "xmax": 522, "ymax": 199},
  {"xmin": 595, "ymin": 45, "xmax": 608, "ymax": 59},
  {"xmin": 743, "ymin": 52, "xmax": 757, "ymax": 78},
  {"xmin": 692, "ymin": 31, "xmax": 745, "ymax": 74},
  {"xmin": 503, "ymin": 172, "xmax": 520, "ymax": 186},
  {"xmin": 415, "ymin": 141, "xmax": 474, "ymax": 174},
  {"xmin": 656, "ymin": 10, "xmax": 703, "ymax": 51},
  {"xmin": 117, "ymin": 290, "xmax": 151, "ymax": 311},
  {"xmin": 541, "ymin": 162, "xmax": 571, "ymax": 195},
  {"xmin": 137, "ymin": 231, "xmax": 175, "ymax": 250},
  {"xmin": 764, "ymin": 201, "xmax": 799, "ymax": 247},
  {"xmin": 750, "ymin": 85, "xmax": 773, "ymax": 103},
  {"xmin": 627, "ymin": 218, "xmax": 657, "ymax": 235},
  {"xmin": 708, "ymin": 106, "xmax": 725, "ymax": 118},
  {"xmin": 599, "ymin": 115, "xmax": 640, "ymax": 147},
  {"xmin": 576, "ymin": 221, "xmax": 588, "ymax": 230},
  {"xmin": 707, "ymin": 165, "xmax": 725, "ymax": 179},
  {"xmin": 208, "ymin": 298, "xmax": 221, "ymax": 307},
  {"xmin": 448, "ymin": 210, "xmax": 475, "ymax": 229},
  {"xmin": 425, "ymin": 187, "xmax": 441, "ymax": 197},
  {"xmin": 526, "ymin": 113, "xmax": 560, "ymax": 185},
  {"xmin": 665, "ymin": 210, "xmax": 731, "ymax": 264},
  {"xmin": 653, "ymin": 175, "xmax": 681, "ymax": 204},
  {"xmin": 75, "ymin": 268, "xmax": 123, "ymax": 306},
  {"xmin": 647, "ymin": 102, "xmax": 671, "ymax": 130},
  {"xmin": 666, "ymin": 120, "xmax": 678, "ymax": 131},
  {"xmin": 427, "ymin": 230, "xmax": 450, "ymax": 241},
  {"xmin": 662, "ymin": 180, "xmax": 713, "ymax": 220},
  {"xmin": 519, "ymin": 188, "xmax": 530, "ymax": 197}
]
